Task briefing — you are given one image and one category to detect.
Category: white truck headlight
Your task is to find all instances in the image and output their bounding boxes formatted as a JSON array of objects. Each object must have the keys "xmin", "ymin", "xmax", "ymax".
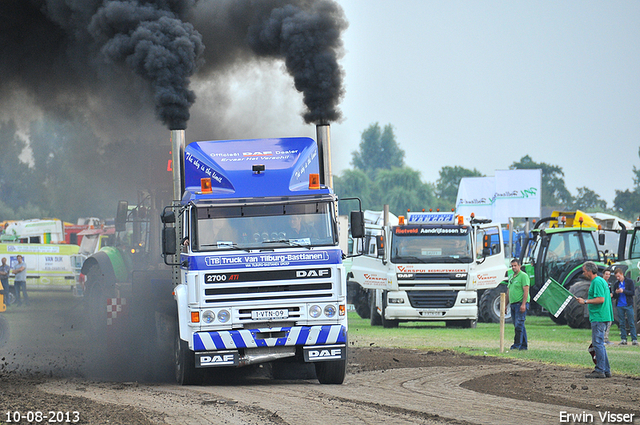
[
  {"xmin": 324, "ymin": 304, "xmax": 337, "ymax": 318},
  {"xmin": 202, "ymin": 310, "xmax": 215, "ymax": 324},
  {"xmin": 217, "ymin": 309, "xmax": 230, "ymax": 323},
  {"xmin": 309, "ymin": 305, "xmax": 322, "ymax": 318}
]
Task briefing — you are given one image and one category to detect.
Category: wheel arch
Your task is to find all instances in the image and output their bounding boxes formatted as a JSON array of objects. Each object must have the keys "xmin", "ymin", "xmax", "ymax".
[{"xmin": 81, "ymin": 251, "xmax": 117, "ymax": 288}]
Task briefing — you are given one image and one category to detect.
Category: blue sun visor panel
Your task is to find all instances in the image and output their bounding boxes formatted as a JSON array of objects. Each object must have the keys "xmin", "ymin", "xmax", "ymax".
[{"xmin": 184, "ymin": 137, "xmax": 327, "ymax": 201}]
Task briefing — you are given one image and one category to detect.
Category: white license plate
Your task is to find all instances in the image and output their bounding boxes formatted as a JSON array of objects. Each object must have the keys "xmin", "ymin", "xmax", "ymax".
[
  {"xmin": 419, "ymin": 310, "xmax": 445, "ymax": 317},
  {"xmin": 251, "ymin": 309, "xmax": 289, "ymax": 320}
]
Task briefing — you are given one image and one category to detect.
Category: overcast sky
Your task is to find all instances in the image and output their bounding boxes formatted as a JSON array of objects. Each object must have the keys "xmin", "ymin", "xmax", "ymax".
[
  {"xmin": 5, "ymin": 2, "xmax": 639, "ymax": 208},
  {"xmin": 320, "ymin": 1, "xmax": 640, "ymax": 207}
]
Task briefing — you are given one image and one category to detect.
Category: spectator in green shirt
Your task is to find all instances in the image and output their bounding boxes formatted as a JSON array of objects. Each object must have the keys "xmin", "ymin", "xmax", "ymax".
[
  {"xmin": 576, "ymin": 261, "xmax": 614, "ymax": 379},
  {"xmin": 505, "ymin": 258, "xmax": 530, "ymax": 350}
]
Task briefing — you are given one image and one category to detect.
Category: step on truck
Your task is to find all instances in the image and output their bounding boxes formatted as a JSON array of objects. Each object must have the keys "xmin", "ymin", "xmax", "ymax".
[
  {"xmin": 349, "ymin": 208, "xmax": 507, "ymax": 328},
  {"xmin": 83, "ymin": 126, "xmax": 352, "ymax": 385}
]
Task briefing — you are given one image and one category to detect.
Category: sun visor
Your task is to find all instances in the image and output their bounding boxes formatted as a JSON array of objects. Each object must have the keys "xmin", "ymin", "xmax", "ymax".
[{"xmin": 183, "ymin": 137, "xmax": 327, "ymax": 202}]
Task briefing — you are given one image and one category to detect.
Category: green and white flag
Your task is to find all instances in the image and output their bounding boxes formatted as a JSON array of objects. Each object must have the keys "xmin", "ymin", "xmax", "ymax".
[{"xmin": 533, "ymin": 278, "xmax": 574, "ymax": 318}]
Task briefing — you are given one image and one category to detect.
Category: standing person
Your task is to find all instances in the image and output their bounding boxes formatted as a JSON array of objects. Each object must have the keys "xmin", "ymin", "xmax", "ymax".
[
  {"xmin": 612, "ymin": 268, "xmax": 637, "ymax": 346},
  {"xmin": 576, "ymin": 261, "xmax": 614, "ymax": 378},
  {"xmin": 12, "ymin": 255, "xmax": 29, "ymax": 307},
  {"xmin": 0, "ymin": 257, "xmax": 10, "ymax": 306},
  {"xmin": 505, "ymin": 258, "xmax": 530, "ymax": 350},
  {"xmin": 602, "ymin": 269, "xmax": 614, "ymax": 345}
]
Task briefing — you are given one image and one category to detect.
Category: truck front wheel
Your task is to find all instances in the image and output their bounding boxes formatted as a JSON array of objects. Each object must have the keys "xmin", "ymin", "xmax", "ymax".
[
  {"xmin": 175, "ymin": 330, "xmax": 201, "ymax": 385},
  {"xmin": 315, "ymin": 341, "xmax": 347, "ymax": 385},
  {"xmin": 370, "ymin": 290, "xmax": 382, "ymax": 326},
  {"xmin": 381, "ymin": 292, "xmax": 399, "ymax": 328}
]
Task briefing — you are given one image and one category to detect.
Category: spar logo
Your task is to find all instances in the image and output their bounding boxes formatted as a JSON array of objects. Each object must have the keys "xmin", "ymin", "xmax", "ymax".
[{"xmin": 364, "ymin": 273, "xmax": 386, "ymax": 282}]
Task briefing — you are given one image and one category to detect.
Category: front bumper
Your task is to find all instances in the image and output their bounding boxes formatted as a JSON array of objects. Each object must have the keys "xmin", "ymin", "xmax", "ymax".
[{"xmin": 192, "ymin": 324, "xmax": 347, "ymax": 367}]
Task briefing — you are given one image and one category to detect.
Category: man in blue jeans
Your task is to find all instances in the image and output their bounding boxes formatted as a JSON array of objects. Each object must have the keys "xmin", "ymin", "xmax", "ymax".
[
  {"xmin": 11, "ymin": 255, "xmax": 29, "ymax": 307},
  {"xmin": 505, "ymin": 258, "xmax": 530, "ymax": 350},
  {"xmin": 612, "ymin": 268, "xmax": 637, "ymax": 345},
  {"xmin": 576, "ymin": 261, "xmax": 614, "ymax": 378}
]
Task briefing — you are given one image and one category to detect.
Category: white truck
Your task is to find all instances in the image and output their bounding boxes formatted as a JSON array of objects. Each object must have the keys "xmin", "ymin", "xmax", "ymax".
[
  {"xmin": 83, "ymin": 126, "xmax": 356, "ymax": 385},
  {"xmin": 349, "ymin": 209, "xmax": 507, "ymax": 328}
]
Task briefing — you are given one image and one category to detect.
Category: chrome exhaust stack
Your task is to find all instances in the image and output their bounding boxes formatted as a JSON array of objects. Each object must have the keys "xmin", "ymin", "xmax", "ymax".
[
  {"xmin": 170, "ymin": 129, "xmax": 186, "ymax": 203},
  {"xmin": 315, "ymin": 122, "xmax": 333, "ymax": 189}
]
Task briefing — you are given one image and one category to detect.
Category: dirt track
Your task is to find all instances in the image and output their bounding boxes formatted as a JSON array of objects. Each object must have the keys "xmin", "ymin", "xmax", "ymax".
[{"xmin": 1, "ymin": 293, "xmax": 639, "ymax": 424}]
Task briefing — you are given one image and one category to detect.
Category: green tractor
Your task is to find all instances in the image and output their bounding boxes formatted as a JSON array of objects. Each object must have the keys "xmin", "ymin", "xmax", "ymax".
[
  {"xmin": 607, "ymin": 220, "xmax": 640, "ymax": 336},
  {"xmin": 480, "ymin": 213, "xmax": 626, "ymax": 328},
  {"xmin": 522, "ymin": 215, "xmax": 626, "ymax": 328}
]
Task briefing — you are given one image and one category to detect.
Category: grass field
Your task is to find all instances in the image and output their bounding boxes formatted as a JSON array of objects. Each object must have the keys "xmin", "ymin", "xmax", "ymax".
[{"xmin": 347, "ymin": 312, "xmax": 640, "ymax": 376}]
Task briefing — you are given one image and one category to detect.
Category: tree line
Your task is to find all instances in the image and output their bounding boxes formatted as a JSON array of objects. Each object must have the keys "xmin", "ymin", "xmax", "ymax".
[
  {"xmin": 334, "ymin": 123, "xmax": 640, "ymax": 221},
  {"xmin": 1, "ymin": 119, "xmax": 638, "ymax": 223}
]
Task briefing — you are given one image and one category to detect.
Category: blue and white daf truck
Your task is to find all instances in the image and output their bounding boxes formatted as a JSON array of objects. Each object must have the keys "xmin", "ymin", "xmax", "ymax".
[
  {"xmin": 159, "ymin": 128, "xmax": 350, "ymax": 384},
  {"xmin": 350, "ymin": 209, "xmax": 506, "ymax": 328}
]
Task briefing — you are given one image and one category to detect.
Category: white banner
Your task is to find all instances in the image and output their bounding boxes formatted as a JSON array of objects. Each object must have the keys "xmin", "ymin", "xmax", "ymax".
[{"xmin": 456, "ymin": 169, "xmax": 541, "ymax": 223}]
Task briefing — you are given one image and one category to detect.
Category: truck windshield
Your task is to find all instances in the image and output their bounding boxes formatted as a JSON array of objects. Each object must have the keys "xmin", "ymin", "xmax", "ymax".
[
  {"xmin": 194, "ymin": 201, "xmax": 337, "ymax": 251},
  {"xmin": 390, "ymin": 226, "xmax": 473, "ymax": 263}
]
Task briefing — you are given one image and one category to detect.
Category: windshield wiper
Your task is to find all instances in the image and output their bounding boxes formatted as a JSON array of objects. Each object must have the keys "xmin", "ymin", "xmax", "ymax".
[
  {"xmin": 199, "ymin": 243, "xmax": 252, "ymax": 252},
  {"xmin": 262, "ymin": 239, "xmax": 312, "ymax": 250},
  {"xmin": 392, "ymin": 256, "xmax": 427, "ymax": 263}
]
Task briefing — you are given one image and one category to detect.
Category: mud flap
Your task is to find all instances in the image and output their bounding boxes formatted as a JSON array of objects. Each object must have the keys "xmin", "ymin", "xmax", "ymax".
[
  {"xmin": 303, "ymin": 344, "xmax": 346, "ymax": 362},
  {"xmin": 196, "ymin": 351, "xmax": 239, "ymax": 367}
]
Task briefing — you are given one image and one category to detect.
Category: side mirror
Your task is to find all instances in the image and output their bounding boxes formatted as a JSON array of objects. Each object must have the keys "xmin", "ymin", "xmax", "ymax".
[
  {"xmin": 161, "ymin": 210, "xmax": 176, "ymax": 224},
  {"xmin": 350, "ymin": 211, "xmax": 365, "ymax": 239},
  {"xmin": 115, "ymin": 200, "xmax": 128, "ymax": 232},
  {"xmin": 481, "ymin": 234, "xmax": 491, "ymax": 257},
  {"xmin": 376, "ymin": 235, "xmax": 384, "ymax": 257},
  {"xmin": 162, "ymin": 227, "xmax": 177, "ymax": 255}
]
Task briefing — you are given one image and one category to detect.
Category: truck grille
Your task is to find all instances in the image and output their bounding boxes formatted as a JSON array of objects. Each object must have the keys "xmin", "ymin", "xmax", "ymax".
[
  {"xmin": 202, "ymin": 268, "xmax": 334, "ymax": 305},
  {"xmin": 407, "ymin": 290, "xmax": 458, "ymax": 309},
  {"xmin": 204, "ymin": 282, "xmax": 332, "ymax": 304}
]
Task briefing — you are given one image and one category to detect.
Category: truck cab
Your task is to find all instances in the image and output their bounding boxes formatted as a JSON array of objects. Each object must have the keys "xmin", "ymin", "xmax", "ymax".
[
  {"xmin": 163, "ymin": 136, "xmax": 348, "ymax": 385},
  {"xmin": 350, "ymin": 211, "xmax": 506, "ymax": 328}
]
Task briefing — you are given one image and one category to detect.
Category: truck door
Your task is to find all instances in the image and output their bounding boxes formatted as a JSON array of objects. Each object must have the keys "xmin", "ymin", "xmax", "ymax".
[
  {"xmin": 473, "ymin": 224, "xmax": 508, "ymax": 291},
  {"xmin": 350, "ymin": 228, "xmax": 393, "ymax": 290}
]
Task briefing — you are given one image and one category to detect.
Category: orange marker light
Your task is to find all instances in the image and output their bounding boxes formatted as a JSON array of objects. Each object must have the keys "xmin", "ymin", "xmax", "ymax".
[
  {"xmin": 399, "ymin": 216, "xmax": 405, "ymax": 225},
  {"xmin": 339, "ymin": 304, "xmax": 346, "ymax": 316},
  {"xmin": 191, "ymin": 311, "xmax": 200, "ymax": 323},
  {"xmin": 201, "ymin": 178, "xmax": 212, "ymax": 193},
  {"xmin": 309, "ymin": 173, "xmax": 320, "ymax": 189},
  {"xmin": 457, "ymin": 215, "xmax": 464, "ymax": 225}
]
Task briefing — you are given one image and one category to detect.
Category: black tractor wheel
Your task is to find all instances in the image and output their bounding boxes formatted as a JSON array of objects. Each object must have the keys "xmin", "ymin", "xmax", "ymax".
[
  {"xmin": 565, "ymin": 281, "xmax": 591, "ymax": 329},
  {"xmin": 83, "ymin": 264, "xmax": 114, "ymax": 337},
  {"xmin": 478, "ymin": 285, "xmax": 512, "ymax": 324},
  {"xmin": 348, "ymin": 281, "xmax": 370, "ymax": 319},
  {"xmin": 315, "ymin": 357, "xmax": 347, "ymax": 384}
]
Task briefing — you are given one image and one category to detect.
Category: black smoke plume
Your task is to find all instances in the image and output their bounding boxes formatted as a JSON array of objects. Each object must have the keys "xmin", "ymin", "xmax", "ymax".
[{"xmin": 0, "ymin": 0, "xmax": 347, "ymax": 129}]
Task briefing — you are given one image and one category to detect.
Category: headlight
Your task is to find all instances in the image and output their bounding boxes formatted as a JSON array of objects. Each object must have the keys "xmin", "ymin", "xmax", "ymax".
[
  {"xmin": 460, "ymin": 298, "xmax": 477, "ymax": 304},
  {"xmin": 388, "ymin": 298, "xmax": 404, "ymax": 304},
  {"xmin": 324, "ymin": 304, "xmax": 337, "ymax": 318},
  {"xmin": 202, "ymin": 310, "xmax": 215, "ymax": 324},
  {"xmin": 309, "ymin": 305, "xmax": 322, "ymax": 318},
  {"xmin": 217, "ymin": 309, "xmax": 230, "ymax": 323}
]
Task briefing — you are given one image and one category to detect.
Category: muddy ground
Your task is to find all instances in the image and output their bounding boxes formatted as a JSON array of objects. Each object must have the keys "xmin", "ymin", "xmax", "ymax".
[{"xmin": 1, "ymin": 293, "xmax": 639, "ymax": 424}]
